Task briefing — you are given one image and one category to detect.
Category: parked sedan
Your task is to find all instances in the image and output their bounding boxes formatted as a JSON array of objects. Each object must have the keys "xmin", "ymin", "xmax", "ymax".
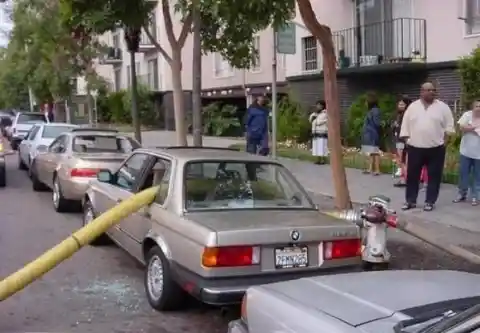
[
  {"xmin": 18, "ymin": 123, "xmax": 79, "ymax": 170},
  {"xmin": 29, "ymin": 128, "xmax": 140, "ymax": 212},
  {"xmin": 9, "ymin": 112, "xmax": 48, "ymax": 150},
  {"xmin": 83, "ymin": 147, "xmax": 362, "ymax": 312},
  {"xmin": 229, "ymin": 270, "xmax": 480, "ymax": 333}
]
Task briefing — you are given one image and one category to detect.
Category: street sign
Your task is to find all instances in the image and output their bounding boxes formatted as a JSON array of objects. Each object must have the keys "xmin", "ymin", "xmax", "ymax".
[{"xmin": 276, "ymin": 23, "xmax": 296, "ymax": 55}]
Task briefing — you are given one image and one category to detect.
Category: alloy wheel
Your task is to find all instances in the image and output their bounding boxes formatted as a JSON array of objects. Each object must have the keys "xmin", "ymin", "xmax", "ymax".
[{"xmin": 147, "ymin": 255, "xmax": 164, "ymax": 302}]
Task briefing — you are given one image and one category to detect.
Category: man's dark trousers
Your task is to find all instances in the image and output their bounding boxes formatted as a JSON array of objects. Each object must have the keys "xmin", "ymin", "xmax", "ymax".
[
  {"xmin": 405, "ymin": 144, "xmax": 446, "ymax": 204},
  {"xmin": 246, "ymin": 137, "xmax": 269, "ymax": 156}
]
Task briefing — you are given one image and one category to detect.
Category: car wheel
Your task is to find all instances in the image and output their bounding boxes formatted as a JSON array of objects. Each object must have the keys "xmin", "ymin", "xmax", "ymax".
[
  {"xmin": 82, "ymin": 199, "xmax": 111, "ymax": 246},
  {"xmin": 10, "ymin": 141, "xmax": 18, "ymax": 151},
  {"xmin": 52, "ymin": 176, "xmax": 71, "ymax": 213},
  {"xmin": 144, "ymin": 246, "xmax": 187, "ymax": 311},
  {"xmin": 18, "ymin": 153, "xmax": 27, "ymax": 170},
  {"xmin": 0, "ymin": 165, "xmax": 6, "ymax": 187},
  {"xmin": 30, "ymin": 162, "xmax": 47, "ymax": 192},
  {"xmin": 362, "ymin": 261, "xmax": 390, "ymax": 271}
]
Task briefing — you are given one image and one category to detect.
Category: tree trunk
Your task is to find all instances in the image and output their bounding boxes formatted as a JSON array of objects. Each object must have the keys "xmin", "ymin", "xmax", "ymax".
[
  {"xmin": 296, "ymin": 0, "xmax": 351, "ymax": 209},
  {"xmin": 171, "ymin": 49, "xmax": 188, "ymax": 146},
  {"xmin": 191, "ymin": 5, "xmax": 203, "ymax": 147}
]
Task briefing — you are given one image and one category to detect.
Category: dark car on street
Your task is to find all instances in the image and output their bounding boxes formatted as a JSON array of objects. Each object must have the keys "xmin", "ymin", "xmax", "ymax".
[{"xmin": 0, "ymin": 110, "xmax": 15, "ymax": 138}]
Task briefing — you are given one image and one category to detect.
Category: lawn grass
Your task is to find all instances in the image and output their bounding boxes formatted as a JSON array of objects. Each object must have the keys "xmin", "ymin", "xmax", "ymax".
[{"xmin": 228, "ymin": 143, "xmax": 459, "ymax": 185}]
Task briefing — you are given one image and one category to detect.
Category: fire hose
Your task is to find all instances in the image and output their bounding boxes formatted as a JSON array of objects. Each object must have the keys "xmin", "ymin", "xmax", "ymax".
[
  {"xmin": 0, "ymin": 185, "xmax": 159, "ymax": 302},
  {"xmin": 325, "ymin": 194, "xmax": 480, "ymax": 266}
]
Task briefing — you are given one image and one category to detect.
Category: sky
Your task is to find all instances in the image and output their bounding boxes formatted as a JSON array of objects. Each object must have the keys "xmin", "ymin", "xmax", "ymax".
[{"xmin": 0, "ymin": 4, "xmax": 12, "ymax": 47}]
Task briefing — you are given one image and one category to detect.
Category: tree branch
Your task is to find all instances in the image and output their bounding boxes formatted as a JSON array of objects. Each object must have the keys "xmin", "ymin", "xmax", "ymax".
[
  {"xmin": 177, "ymin": 12, "xmax": 193, "ymax": 47},
  {"xmin": 143, "ymin": 25, "xmax": 173, "ymax": 64},
  {"xmin": 296, "ymin": 0, "xmax": 331, "ymax": 40},
  {"xmin": 161, "ymin": 0, "xmax": 177, "ymax": 47}
]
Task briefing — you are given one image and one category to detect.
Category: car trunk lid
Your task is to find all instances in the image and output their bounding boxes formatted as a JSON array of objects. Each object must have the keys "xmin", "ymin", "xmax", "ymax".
[{"xmin": 70, "ymin": 152, "xmax": 127, "ymax": 173}]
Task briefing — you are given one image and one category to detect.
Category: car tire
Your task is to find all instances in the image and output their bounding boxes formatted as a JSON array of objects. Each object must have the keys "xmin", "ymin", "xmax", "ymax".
[
  {"xmin": 30, "ymin": 162, "xmax": 47, "ymax": 192},
  {"xmin": 52, "ymin": 175, "xmax": 72, "ymax": 213},
  {"xmin": 362, "ymin": 261, "xmax": 389, "ymax": 271},
  {"xmin": 10, "ymin": 141, "xmax": 18, "ymax": 151},
  {"xmin": 0, "ymin": 165, "xmax": 6, "ymax": 188},
  {"xmin": 144, "ymin": 246, "xmax": 187, "ymax": 312},
  {"xmin": 82, "ymin": 199, "xmax": 111, "ymax": 246},
  {"xmin": 18, "ymin": 153, "xmax": 27, "ymax": 170}
]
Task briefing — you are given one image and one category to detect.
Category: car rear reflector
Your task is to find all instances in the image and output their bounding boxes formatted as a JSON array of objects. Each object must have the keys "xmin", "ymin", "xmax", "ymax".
[
  {"xmin": 323, "ymin": 239, "xmax": 361, "ymax": 260},
  {"xmin": 202, "ymin": 246, "xmax": 260, "ymax": 267},
  {"xmin": 70, "ymin": 168, "xmax": 99, "ymax": 178}
]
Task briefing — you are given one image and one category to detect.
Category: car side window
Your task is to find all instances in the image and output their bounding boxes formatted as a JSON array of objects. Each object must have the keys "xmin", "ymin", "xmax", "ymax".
[
  {"xmin": 49, "ymin": 135, "xmax": 67, "ymax": 153},
  {"xmin": 114, "ymin": 153, "xmax": 151, "ymax": 191},
  {"xmin": 136, "ymin": 158, "xmax": 172, "ymax": 205},
  {"xmin": 28, "ymin": 126, "xmax": 40, "ymax": 141}
]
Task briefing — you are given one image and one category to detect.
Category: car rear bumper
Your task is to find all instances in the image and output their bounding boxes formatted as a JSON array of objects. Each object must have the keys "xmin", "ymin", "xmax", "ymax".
[
  {"xmin": 227, "ymin": 320, "xmax": 248, "ymax": 333},
  {"xmin": 61, "ymin": 178, "xmax": 91, "ymax": 201},
  {"xmin": 171, "ymin": 262, "xmax": 361, "ymax": 306}
]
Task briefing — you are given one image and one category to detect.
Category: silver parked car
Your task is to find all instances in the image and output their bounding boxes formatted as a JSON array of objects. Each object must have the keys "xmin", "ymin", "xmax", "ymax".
[
  {"xmin": 228, "ymin": 270, "xmax": 480, "ymax": 333},
  {"xmin": 18, "ymin": 123, "xmax": 79, "ymax": 170},
  {"xmin": 9, "ymin": 112, "xmax": 48, "ymax": 150},
  {"xmin": 83, "ymin": 147, "xmax": 362, "ymax": 312},
  {"xmin": 29, "ymin": 128, "xmax": 140, "ymax": 212}
]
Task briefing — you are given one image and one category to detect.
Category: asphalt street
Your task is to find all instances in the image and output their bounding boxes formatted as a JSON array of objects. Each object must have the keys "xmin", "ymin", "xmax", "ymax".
[{"xmin": 0, "ymin": 148, "xmax": 479, "ymax": 332}]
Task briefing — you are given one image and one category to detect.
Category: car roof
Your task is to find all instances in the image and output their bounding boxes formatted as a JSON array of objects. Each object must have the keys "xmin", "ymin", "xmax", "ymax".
[
  {"xmin": 37, "ymin": 122, "xmax": 78, "ymax": 127},
  {"xmin": 17, "ymin": 111, "xmax": 44, "ymax": 115},
  {"xmin": 69, "ymin": 130, "xmax": 124, "ymax": 137},
  {"xmin": 136, "ymin": 147, "xmax": 278, "ymax": 163}
]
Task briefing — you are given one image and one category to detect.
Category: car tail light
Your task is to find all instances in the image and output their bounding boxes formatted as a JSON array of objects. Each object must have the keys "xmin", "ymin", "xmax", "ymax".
[
  {"xmin": 202, "ymin": 246, "xmax": 260, "ymax": 267},
  {"xmin": 323, "ymin": 239, "xmax": 361, "ymax": 260},
  {"xmin": 70, "ymin": 168, "xmax": 99, "ymax": 178}
]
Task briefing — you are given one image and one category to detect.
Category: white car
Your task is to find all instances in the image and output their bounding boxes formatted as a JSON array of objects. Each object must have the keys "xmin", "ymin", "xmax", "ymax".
[
  {"xmin": 10, "ymin": 112, "xmax": 49, "ymax": 150},
  {"xmin": 18, "ymin": 122, "xmax": 78, "ymax": 170}
]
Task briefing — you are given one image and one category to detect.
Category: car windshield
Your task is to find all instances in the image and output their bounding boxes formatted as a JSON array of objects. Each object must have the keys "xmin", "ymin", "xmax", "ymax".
[
  {"xmin": 42, "ymin": 125, "xmax": 76, "ymax": 139},
  {"xmin": 17, "ymin": 113, "xmax": 46, "ymax": 123},
  {"xmin": 184, "ymin": 161, "xmax": 315, "ymax": 211},
  {"xmin": 72, "ymin": 135, "xmax": 140, "ymax": 153}
]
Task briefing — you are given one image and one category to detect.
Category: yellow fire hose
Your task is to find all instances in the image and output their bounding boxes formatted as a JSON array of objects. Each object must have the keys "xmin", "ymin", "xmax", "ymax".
[{"xmin": 0, "ymin": 186, "xmax": 159, "ymax": 301}]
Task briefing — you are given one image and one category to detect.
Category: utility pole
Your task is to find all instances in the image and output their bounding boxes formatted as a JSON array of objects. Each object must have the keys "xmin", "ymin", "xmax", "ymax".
[
  {"xmin": 124, "ymin": 26, "xmax": 142, "ymax": 143},
  {"xmin": 271, "ymin": 28, "xmax": 278, "ymax": 158},
  {"xmin": 191, "ymin": 2, "xmax": 203, "ymax": 146}
]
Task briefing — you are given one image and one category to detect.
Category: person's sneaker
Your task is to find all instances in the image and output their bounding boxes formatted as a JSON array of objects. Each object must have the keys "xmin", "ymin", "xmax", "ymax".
[
  {"xmin": 423, "ymin": 203, "xmax": 435, "ymax": 211},
  {"xmin": 401, "ymin": 202, "xmax": 416, "ymax": 210},
  {"xmin": 472, "ymin": 198, "xmax": 478, "ymax": 206},
  {"xmin": 453, "ymin": 196, "xmax": 467, "ymax": 203}
]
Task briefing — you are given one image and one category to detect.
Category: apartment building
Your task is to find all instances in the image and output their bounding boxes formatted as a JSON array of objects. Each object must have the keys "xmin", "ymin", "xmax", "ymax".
[{"xmin": 286, "ymin": 0, "xmax": 480, "ymax": 111}]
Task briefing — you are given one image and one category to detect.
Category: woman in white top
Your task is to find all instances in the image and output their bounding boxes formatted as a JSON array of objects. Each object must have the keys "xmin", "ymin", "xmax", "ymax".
[{"xmin": 309, "ymin": 100, "xmax": 328, "ymax": 164}]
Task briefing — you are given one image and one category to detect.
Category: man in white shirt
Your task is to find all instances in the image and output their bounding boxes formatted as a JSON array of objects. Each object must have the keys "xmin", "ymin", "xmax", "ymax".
[{"xmin": 399, "ymin": 82, "xmax": 455, "ymax": 211}]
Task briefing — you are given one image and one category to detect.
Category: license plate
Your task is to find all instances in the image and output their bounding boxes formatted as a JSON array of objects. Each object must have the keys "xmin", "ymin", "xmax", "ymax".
[{"xmin": 275, "ymin": 246, "xmax": 308, "ymax": 269}]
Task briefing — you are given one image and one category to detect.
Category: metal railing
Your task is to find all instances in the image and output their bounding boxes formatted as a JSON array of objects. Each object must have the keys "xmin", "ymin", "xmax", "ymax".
[
  {"xmin": 102, "ymin": 46, "xmax": 122, "ymax": 62},
  {"xmin": 332, "ymin": 18, "xmax": 427, "ymax": 69}
]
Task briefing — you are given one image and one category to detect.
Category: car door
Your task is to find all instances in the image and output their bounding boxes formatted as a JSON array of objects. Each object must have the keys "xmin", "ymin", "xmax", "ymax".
[
  {"xmin": 119, "ymin": 157, "xmax": 173, "ymax": 261},
  {"xmin": 98, "ymin": 152, "xmax": 153, "ymax": 251},
  {"xmin": 20, "ymin": 125, "xmax": 40, "ymax": 165},
  {"xmin": 38, "ymin": 135, "xmax": 67, "ymax": 187}
]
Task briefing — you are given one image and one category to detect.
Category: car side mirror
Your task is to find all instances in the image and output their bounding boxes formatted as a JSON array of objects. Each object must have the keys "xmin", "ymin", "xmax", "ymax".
[
  {"xmin": 51, "ymin": 145, "xmax": 64, "ymax": 153},
  {"xmin": 97, "ymin": 169, "xmax": 113, "ymax": 183}
]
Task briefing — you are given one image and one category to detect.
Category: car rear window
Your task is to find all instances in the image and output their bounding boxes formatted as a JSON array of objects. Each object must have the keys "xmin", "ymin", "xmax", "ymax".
[
  {"xmin": 42, "ymin": 125, "xmax": 76, "ymax": 139},
  {"xmin": 17, "ymin": 113, "xmax": 46, "ymax": 123},
  {"xmin": 184, "ymin": 161, "xmax": 315, "ymax": 211},
  {"xmin": 72, "ymin": 135, "xmax": 140, "ymax": 153}
]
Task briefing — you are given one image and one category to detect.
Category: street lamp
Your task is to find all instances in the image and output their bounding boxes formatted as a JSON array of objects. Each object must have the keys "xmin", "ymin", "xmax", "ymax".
[{"xmin": 124, "ymin": 25, "xmax": 142, "ymax": 143}]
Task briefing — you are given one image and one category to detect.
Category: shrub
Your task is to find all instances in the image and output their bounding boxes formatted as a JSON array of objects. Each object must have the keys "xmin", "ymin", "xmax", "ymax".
[
  {"xmin": 108, "ymin": 91, "xmax": 129, "ymax": 123},
  {"xmin": 276, "ymin": 95, "xmax": 310, "ymax": 144},
  {"xmin": 122, "ymin": 84, "xmax": 156, "ymax": 126},
  {"xmin": 203, "ymin": 102, "xmax": 241, "ymax": 136},
  {"xmin": 345, "ymin": 92, "xmax": 396, "ymax": 150}
]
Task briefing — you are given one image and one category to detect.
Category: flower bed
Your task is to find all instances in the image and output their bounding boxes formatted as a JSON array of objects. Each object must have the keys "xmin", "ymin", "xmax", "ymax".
[{"xmin": 228, "ymin": 142, "xmax": 460, "ymax": 185}]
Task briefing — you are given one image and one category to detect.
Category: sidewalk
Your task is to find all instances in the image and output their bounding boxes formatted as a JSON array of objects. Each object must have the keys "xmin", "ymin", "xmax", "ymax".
[{"xmin": 140, "ymin": 131, "xmax": 480, "ymax": 234}]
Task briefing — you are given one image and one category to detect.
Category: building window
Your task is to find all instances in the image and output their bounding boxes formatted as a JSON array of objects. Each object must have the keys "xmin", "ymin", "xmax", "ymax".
[
  {"xmin": 112, "ymin": 33, "xmax": 120, "ymax": 48},
  {"xmin": 251, "ymin": 36, "xmax": 261, "ymax": 72},
  {"xmin": 147, "ymin": 58, "xmax": 159, "ymax": 90},
  {"xmin": 302, "ymin": 36, "xmax": 318, "ymax": 71},
  {"xmin": 126, "ymin": 65, "xmax": 131, "ymax": 87},
  {"xmin": 114, "ymin": 68, "xmax": 121, "ymax": 91},
  {"xmin": 214, "ymin": 53, "xmax": 233, "ymax": 77},
  {"xmin": 466, "ymin": 0, "xmax": 480, "ymax": 35}
]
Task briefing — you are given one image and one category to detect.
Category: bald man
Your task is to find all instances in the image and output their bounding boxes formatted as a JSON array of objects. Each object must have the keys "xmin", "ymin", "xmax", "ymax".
[{"xmin": 399, "ymin": 82, "xmax": 455, "ymax": 211}]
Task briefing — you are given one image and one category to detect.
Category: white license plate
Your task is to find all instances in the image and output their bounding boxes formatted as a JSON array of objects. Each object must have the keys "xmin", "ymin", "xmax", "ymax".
[{"xmin": 275, "ymin": 246, "xmax": 308, "ymax": 269}]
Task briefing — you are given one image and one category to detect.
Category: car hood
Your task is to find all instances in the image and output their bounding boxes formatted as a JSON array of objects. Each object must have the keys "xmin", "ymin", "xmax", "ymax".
[{"xmin": 260, "ymin": 270, "xmax": 480, "ymax": 327}]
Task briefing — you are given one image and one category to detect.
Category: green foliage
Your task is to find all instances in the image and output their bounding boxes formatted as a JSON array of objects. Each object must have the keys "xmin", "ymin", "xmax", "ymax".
[
  {"xmin": 458, "ymin": 47, "xmax": 480, "ymax": 107},
  {"xmin": 106, "ymin": 91, "xmax": 127, "ymax": 123},
  {"xmin": 345, "ymin": 92, "xmax": 397, "ymax": 149},
  {"xmin": 276, "ymin": 95, "xmax": 311, "ymax": 144},
  {"xmin": 122, "ymin": 85, "xmax": 156, "ymax": 126},
  {"xmin": 203, "ymin": 102, "xmax": 241, "ymax": 136}
]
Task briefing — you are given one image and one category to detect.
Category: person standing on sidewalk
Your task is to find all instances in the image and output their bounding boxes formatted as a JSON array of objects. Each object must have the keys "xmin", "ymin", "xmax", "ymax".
[
  {"xmin": 309, "ymin": 100, "xmax": 328, "ymax": 164},
  {"xmin": 392, "ymin": 96, "xmax": 411, "ymax": 186},
  {"xmin": 453, "ymin": 100, "xmax": 480, "ymax": 206},
  {"xmin": 245, "ymin": 95, "xmax": 270, "ymax": 156},
  {"xmin": 400, "ymin": 82, "xmax": 455, "ymax": 211},
  {"xmin": 361, "ymin": 92, "xmax": 382, "ymax": 175}
]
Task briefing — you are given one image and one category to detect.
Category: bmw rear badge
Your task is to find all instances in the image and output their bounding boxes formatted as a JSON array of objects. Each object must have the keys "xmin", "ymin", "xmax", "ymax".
[{"xmin": 290, "ymin": 230, "xmax": 300, "ymax": 241}]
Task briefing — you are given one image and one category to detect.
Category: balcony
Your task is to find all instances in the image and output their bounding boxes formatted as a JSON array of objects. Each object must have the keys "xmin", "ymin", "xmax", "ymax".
[
  {"xmin": 138, "ymin": 28, "xmax": 158, "ymax": 53},
  {"xmin": 137, "ymin": 73, "xmax": 159, "ymax": 91},
  {"xmin": 332, "ymin": 18, "xmax": 426, "ymax": 71},
  {"xmin": 99, "ymin": 46, "xmax": 122, "ymax": 65}
]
